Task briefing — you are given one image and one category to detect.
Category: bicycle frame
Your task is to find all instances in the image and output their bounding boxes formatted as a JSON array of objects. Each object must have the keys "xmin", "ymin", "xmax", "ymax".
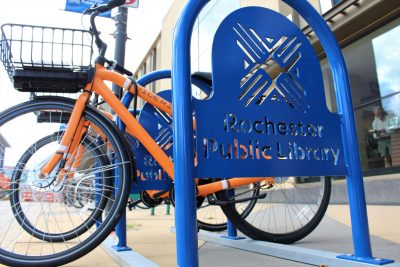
[{"xmin": 40, "ymin": 63, "xmax": 271, "ymax": 199}]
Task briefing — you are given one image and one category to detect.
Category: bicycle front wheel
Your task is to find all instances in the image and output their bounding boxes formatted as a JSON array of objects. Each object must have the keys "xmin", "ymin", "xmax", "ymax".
[
  {"xmin": 0, "ymin": 97, "xmax": 133, "ymax": 266},
  {"xmin": 10, "ymin": 132, "xmax": 111, "ymax": 242},
  {"xmin": 215, "ymin": 176, "xmax": 331, "ymax": 244}
]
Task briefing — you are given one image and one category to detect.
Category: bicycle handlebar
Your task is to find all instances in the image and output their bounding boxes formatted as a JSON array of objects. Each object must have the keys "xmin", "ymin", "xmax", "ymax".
[
  {"xmin": 84, "ymin": 0, "xmax": 126, "ymax": 15},
  {"xmin": 106, "ymin": 0, "xmax": 126, "ymax": 10},
  {"xmin": 86, "ymin": 0, "xmax": 126, "ymax": 57},
  {"xmin": 86, "ymin": 0, "xmax": 133, "ymax": 76}
]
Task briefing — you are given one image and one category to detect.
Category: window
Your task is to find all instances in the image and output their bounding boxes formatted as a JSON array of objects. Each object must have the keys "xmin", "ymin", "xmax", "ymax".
[
  {"xmin": 322, "ymin": 18, "xmax": 400, "ymax": 175},
  {"xmin": 0, "ymin": 147, "xmax": 4, "ymax": 170},
  {"xmin": 320, "ymin": 0, "xmax": 343, "ymax": 13},
  {"xmin": 150, "ymin": 48, "xmax": 157, "ymax": 92},
  {"xmin": 141, "ymin": 63, "xmax": 147, "ymax": 76},
  {"xmin": 191, "ymin": 0, "xmax": 240, "ymax": 73},
  {"xmin": 331, "ymin": 0, "xmax": 343, "ymax": 4},
  {"xmin": 190, "ymin": 1, "xmax": 240, "ymax": 99},
  {"xmin": 151, "ymin": 48, "xmax": 157, "ymax": 72}
]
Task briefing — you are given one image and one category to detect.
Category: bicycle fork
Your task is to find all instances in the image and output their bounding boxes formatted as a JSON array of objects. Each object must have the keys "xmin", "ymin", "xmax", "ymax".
[{"xmin": 40, "ymin": 91, "xmax": 92, "ymax": 184}]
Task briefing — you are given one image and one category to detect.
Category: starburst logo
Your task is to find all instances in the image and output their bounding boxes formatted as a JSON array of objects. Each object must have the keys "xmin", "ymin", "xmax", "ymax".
[{"xmin": 235, "ymin": 23, "xmax": 310, "ymax": 113}]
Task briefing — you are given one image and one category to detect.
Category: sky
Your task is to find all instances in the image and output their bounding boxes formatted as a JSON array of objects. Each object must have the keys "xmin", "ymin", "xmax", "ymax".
[{"xmin": 0, "ymin": 0, "xmax": 173, "ymax": 109}]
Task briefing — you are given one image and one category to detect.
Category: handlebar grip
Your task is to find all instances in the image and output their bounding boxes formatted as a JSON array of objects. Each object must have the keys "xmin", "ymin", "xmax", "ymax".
[
  {"xmin": 107, "ymin": 0, "xmax": 126, "ymax": 9},
  {"xmin": 93, "ymin": 0, "xmax": 126, "ymax": 13}
]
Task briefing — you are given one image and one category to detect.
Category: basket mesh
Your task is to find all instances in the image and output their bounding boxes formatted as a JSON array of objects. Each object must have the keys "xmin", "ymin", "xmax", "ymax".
[{"xmin": 0, "ymin": 24, "xmax": 94, "ymax": 93}]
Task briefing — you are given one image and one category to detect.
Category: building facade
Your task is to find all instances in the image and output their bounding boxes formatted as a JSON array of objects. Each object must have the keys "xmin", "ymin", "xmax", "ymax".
[
  {"xmin": 133, "ymin": 0, "xmax": 400, "ymax": 177},
  {"xmin": 0, "ymin": 133, "xmax": 10, "ymax": 193},
  {"xmin": 0, "ymin": 133, "xmax": 10, "ymax": 173}
]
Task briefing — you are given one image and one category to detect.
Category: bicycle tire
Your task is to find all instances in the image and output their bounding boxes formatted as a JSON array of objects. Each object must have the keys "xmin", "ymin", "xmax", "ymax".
[
  {"xmin": 196, "ymin": 180, "xmax": 260, "ymax": 232},
  {"xmin": 10, "ymin": 132, "xmax": 111, "ymax": 242},
  {"xmin": 215, "ymin": 176, "xmax": 331, "ymax": 244},
  {"xmin": 0, "ymin": 97, "xmax": 134, "ymax": 266}
]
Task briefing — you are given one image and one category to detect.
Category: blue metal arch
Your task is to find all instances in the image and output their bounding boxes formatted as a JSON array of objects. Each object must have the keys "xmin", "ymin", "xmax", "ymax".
[
  {"xmin": 117, "ymin": 69, "xmax": 212, "ymax": 132},
  {"xmin": 171, "ymin": 0, "xmax": 385, "ymax": 266}
]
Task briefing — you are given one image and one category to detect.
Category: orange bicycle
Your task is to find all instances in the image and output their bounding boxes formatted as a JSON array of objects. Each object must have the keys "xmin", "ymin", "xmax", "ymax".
[{"xmin": 0, "ymin": 1, "xmax": 331, "ymax": 266}]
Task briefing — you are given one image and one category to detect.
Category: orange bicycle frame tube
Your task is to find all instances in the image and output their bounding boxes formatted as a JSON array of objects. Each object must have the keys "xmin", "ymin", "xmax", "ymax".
[
  {"xmin": 93, "ymin": 65, "xmax": 174, "ymax": 179},
  {"xmin": 100, "ymin": 110, "xmax": 137, "ymax": 139},
  {"xmin": 63, "ymin": 120, "xmax": 91, "ymax": 179},
  {"xmin": 65, "ymin": 144, "xmax": 85, "ymax": 178},
  {"xmin": 197, "ymin": 177, "xmax": 274, "ymax": 197}
]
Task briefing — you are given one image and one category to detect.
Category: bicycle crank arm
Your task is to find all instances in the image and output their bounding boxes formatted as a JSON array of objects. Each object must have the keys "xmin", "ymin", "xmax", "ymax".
[
  {"xmin": 152, "ymin": 189, "xmax": 170, "ymax": 199},
  {"xmin": 206, "ymin": 192, "xmax": 267, "ymax": 206},
  {"xmin": 127, "ymin": 199, "xmax": 142, "ymax": 210}
]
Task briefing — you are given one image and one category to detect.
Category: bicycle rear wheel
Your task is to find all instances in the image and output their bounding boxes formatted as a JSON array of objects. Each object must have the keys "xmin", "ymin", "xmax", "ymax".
[
  {"xmin": 215, "ymin": 176, "xmax": 331, "ymax": 244},
  {"xmin": 196, "ymin": 179, "xmax": 259, "ymax": 232},
  {"xmin": 0, "ymin": 97, "xmax": 133, "ymax": 266}
]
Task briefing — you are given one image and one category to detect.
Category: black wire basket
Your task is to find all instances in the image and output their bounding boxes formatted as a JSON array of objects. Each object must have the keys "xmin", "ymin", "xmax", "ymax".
[{"xmin": 0, "ymin": 24, "xmax": 94, "ymax": 93}]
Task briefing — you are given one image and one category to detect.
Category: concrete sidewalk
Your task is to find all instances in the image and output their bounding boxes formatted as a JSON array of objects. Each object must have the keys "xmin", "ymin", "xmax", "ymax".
[
  {"xmin": 0, "ymin": 203, "xmax": 393, "ymax": 267},
  {"xmin": 199, "ymin": 205, "xmax": 400, "ymax": 267},
  {"xmin": 61, "ymin": 176, "xmax": 400, "ymax": 267},
  {"xmin": 92, "ymin": 204, "xmax": 399, "ymax": 267}
]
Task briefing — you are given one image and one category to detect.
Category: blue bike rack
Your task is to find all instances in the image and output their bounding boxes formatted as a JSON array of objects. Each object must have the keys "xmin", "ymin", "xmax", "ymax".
[
  {"xmin": 172, "ymin": 1, "xmax": 395, "ymax": 266},
  {"xmin": 113, "ymin": 69, "xmax": 215, "ymax": 252},
  {"xmin": 112, "ymin": 157, "xmax": 131, "ymax": 251},
  {"xmin": 113, "ymin": 70, "xmax": 172, "ymax": 251},
  {"xmin": 221, "ymin": 190, "xmax": 244, "ymax": 241}
]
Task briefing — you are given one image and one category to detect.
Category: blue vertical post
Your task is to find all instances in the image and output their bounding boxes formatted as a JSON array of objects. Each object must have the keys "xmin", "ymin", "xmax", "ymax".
[
  {"xmin": 94, "ymin": 137, "xmax": 106, "ymax": 228},
  {"xmin": 172, "ymin": 1, "xmax": 208, "ymax": 266},
  {"xmin": 95, "ymin": 161, "xmax": 102, "ymax": 228},
  {"xmin": 226, "ymin": 220, "xmax": 238, "ymax": 238},
  {"xmin": 112, "ymin": 158, "xmax": 131, "ymax": 252},
  {"xmin": 112, "ymin": 97, "xmax": 132, "ymax": 252},
  {"xmin": 222, "ymin": 190, "xmax": 244, "ymax": 240},
  {"xmin": 284, "ymin": 0, "xmax": 393, "ymax": 264},
  {"xmin": 113, "ymin": 70, "xmax": 172, "ymax": 252},
  {"xmin": 113, "ymin": 210, "xmax": 131, "ymax": 251}
]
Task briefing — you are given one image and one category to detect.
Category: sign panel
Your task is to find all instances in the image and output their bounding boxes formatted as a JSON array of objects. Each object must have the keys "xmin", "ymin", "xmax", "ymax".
[
  {"xmin": 123, "ymin": 0, "xmax": 139, "ymax": 8},
  {"xmin": 130, "ymin": 90, "xmax": 173, "ymax": 191},
  {"xmin": 194, "ymin": 7, "xmax": 347, "ymax": 178},
  {"xmin": 65, "ymin": 0, "xmax": 111, "ymax": 18}
]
